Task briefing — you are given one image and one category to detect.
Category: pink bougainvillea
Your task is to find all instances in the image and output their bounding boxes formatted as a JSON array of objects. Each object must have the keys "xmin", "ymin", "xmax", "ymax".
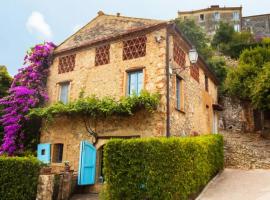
[{"xmin": 0, "ymin": 42, "xmax": 55, "ymax": 155}]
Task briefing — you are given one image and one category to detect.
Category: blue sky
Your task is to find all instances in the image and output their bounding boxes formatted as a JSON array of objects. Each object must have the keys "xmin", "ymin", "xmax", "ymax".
[{"xmin": 1, "ymin": 0, "xmax": 270, "ymax": 76}]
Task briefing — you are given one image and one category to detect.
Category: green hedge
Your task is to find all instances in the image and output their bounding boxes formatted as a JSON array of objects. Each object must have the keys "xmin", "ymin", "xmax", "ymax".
[
  {"xmin": 104, "ymin": 134, "xmax": 223, "ymax": 200},
  {"xmin": 0, "ymin": 156, "xmax": 41, "ymax": 200}
]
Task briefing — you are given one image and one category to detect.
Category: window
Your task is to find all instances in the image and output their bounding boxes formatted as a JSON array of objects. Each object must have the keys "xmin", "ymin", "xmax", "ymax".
[
  {"xmin": 58, "ymin": 54, "xmax": 76, "ymax": 74},
  {"xmin": 213, "ymin": 12, "xmax": 220, "ymax": 21},
  {"xmin": 52, "ymin": 143, "xmax": 64, "ymax": 163},
  {"xmin": 232, "ymin": 12, "xmax": 240, "ymax": 21},
  {"xmin": 176, "ymin": 77, "xmax": 183, "ymax": 110},
  {"xmin": 127, "ymin": 70, "xmax": 143, "ymax": 96},
  {"xmin": 173, "ymin": 38, "xmax": 186, "ymax": 68},
  {"xmin": 205, "ymin": 75, "xmax": 209, "ymax": 92},
  {"xmin": 234, "ymin": 24, "xmax": 240, "ymax": 32},
  {"xmin": 123, "ymin": 36, "xmax": 147, "ymax": 60},
  {"xmin": 59, "ymin": 82, "xmax": 70, "ymax": 104},
  {"xmin": 199, "ymin": 14, "xmax": 205, "ymax": 22},
  {"xmin": 95, "ymin": 44, "xmax": 110, "ymax": 66},
  {"xmin": 190, "ymin": 64, "xmax": 199, "ymax": 82}
]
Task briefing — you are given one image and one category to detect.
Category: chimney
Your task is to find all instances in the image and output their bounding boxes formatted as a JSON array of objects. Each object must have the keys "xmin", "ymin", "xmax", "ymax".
[
  {"xmin": 210, "ymin": 5, "xmax": 220, "ymax": 9},
  {"xmin": 117, "ymin": 12, "xmax": 121, "ymax": 17},
  {"xmin": 97, "ymin": 10, "xmax": 104, "ymax": 16}
]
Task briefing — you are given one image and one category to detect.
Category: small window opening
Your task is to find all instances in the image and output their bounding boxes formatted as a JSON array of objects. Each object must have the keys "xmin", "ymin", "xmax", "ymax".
[
  {"xmin": 41, "ymin": 149, "xmax": 46, "ymax": 155},
  {"xmin": 52, "ymin": 143, "xmax": 64, "ymax": 163}
]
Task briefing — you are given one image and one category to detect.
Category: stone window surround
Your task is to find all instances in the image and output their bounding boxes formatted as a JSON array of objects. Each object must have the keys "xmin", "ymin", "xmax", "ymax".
[
  {"xmin": 124, "ymin": 66, "xmax": 146, "ymax": 96},
  {"xmin": 57, "ymin": 80, "xmax": 73, "ymax": 103},
  {"xmin": 174, "ymin": 74, "xmax": 185, "ymax": 113}
]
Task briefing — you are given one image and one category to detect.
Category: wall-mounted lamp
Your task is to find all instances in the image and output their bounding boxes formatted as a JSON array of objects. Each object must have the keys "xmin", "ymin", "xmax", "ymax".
[{"xmin": 188, "ymin": 47, "xmax": 198, "ymax": 64}]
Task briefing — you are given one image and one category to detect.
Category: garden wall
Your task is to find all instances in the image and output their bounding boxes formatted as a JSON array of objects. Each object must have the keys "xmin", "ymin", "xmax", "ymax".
[{"xmin": 103, "ymin": 134, "xmax": 224, "ymax": 200}]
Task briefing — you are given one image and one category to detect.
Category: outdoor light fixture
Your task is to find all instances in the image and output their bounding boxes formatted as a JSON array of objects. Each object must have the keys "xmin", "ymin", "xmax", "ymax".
[{"xmin": 188, "ymin": 47, "xmax": 198, "ymax": 64}]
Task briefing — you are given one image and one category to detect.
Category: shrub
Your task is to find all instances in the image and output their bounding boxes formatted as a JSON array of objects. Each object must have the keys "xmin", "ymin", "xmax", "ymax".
[
  {"xmin": 0, "ymin": 156, "xmax": 41, "ymax": 200},
  {"xmin": 104, "ymin": 134, "xmax": 224, "ymax": 200}
]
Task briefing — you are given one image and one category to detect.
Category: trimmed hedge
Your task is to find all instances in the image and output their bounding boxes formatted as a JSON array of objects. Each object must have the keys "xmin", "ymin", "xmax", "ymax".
[
  {"xmin": 104, "ymin": 134, "xmax": 223, "ymax": 200},
  {"xmin": 0, "ymin": 156, "xmax": 41, "ymax": 200}
]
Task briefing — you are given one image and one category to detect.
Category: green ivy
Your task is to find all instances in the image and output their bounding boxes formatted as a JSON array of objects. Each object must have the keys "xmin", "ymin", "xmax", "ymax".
[{"xmin": 29, "ymin": 90, "xmax": 160, "ymax": 121}]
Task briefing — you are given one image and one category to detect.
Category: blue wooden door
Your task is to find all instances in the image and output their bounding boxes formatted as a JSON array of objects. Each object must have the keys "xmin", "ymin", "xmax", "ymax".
[{"xmin": 78, "ymin": 141, "xmax": 96, "ymax": 185}]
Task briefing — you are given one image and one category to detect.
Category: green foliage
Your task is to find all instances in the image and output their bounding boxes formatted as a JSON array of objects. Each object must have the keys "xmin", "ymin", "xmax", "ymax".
[
  {"xmin": 0, "ymin": 156, "xmax": 41, "ymax": 200},
  {"xmin": 251, "ymin": 63, "xmax": 270, "ymax": 110},
  {"xmin": 0, "ymin": 65, "xmax": 12, "ymax": 98},
  {"xmin": 208, "ymin": 57, "xmax": 228, "ymax": 95},
  {"xmin": 0, "ymin": 66, "xmax": 13, "ymax": 143},
  {"xmin": 29, "ymin": 90, "xmax": 160, "ymax": 122},
  {"xmin": 175, "ymin": 19, "xmax": 213, "ymax": 60},
  {"xmin": 212, "ymin": 23, "xmax": 256, "ymax": 58},
  {"xmin": 212, "ymin": 22, "xmax": 235, "ymax": 48},
  {"xmin": 104, "ymin": 134, "xmax": 224, "ymax": 200},
  {"xmin": 225, "ymin": 46, "xmax": 270, "ymax": 110}
]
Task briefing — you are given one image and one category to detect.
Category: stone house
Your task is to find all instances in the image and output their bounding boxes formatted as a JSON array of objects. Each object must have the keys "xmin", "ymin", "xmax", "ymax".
[
  {"xmin": 242, "ymin": 14, "xmax": 270, "ymax": 39},
  {"xmin": 37, "ymin": 11, "xmax": 219, "ymax": 192},
  {"xmin": 178, "ymin": 5, "xmax": 242, "ymax": 37}
]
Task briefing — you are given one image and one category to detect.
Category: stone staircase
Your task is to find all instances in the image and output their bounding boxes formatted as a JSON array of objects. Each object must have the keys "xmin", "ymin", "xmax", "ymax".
[{"xmin": 223, "ymin": 131, "xmax": 270, "ymax": 169}]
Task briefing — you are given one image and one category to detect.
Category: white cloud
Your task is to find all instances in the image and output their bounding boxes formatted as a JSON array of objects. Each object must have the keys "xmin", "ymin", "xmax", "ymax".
[
  {"xmin": 72, "ymin": 24, "xmax": 83, "ymax": 33},
  {"xmin": 26, "ymin": 11, "xmax": 53, "ymax": 39}
]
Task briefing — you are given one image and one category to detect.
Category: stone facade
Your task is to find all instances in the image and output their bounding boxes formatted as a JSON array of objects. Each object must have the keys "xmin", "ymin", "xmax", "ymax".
[
  {"xmin": 178, "ymin": 5, "xmax": 242, "ymax": 37},
  {"xmin": 39, "ymin": 12, "xmax": 219, "ymax": 192},
  {"xmin": 242, "ymin": 14, "xmax": 270, "ymax": 38}
]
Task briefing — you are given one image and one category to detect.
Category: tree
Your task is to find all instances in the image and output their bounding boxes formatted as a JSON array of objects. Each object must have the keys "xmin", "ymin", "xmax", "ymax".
[
  {"xmin": 212, "ymin": 22, "xmax": 235, "ymax": 48},
  {"xmin": 0, "ymin": 66, "xmax": 12, "ymax": 98},
  {"xmin": 225, "ymin": 46, "xmax": 270, "ymax": 110},
  {"xmin": 208, "ymin": 57, "xmax": 228, "ymax": 95},
  {"xmin": 175, "ymin": 18, "xmax": 213, "ymax": 60},
  {"xmin": 0, "ymin": 66, "xmax": 12, "ymax": 145}
]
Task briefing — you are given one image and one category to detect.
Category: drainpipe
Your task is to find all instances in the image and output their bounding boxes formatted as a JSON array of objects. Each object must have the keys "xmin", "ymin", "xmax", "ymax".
[{"xmin": 166, "ymin": 26, "xmax": 170, "ymax": 137}]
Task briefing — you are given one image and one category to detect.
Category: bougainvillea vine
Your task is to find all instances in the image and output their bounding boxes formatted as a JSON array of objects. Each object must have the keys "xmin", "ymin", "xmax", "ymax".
[{"xmin": 0, "ymin": 42, "xmax": 55, "ymax": 155}]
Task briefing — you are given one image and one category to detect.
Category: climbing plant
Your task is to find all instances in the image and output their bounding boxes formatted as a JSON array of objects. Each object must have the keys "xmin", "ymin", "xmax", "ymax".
[
  {"xmin": 0, "ymin": 42, "xmax": 55, "ymax": 155},
  {"xmin": 29, "ymin": 90, "xmax": 160, "ymax": 122}
]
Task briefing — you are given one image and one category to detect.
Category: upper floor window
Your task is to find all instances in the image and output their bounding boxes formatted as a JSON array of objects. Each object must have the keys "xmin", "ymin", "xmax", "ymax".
[
  {"xmin": 213, "ymin": 12, "xmax": 220, "ymax": 21},
  {"xmin": 95, "ymin": 44, "xmax": 110, "ymax": 66},
  {"xmin": 173, "ymin": 38, "xmax": 186, "ymax": 68},
  {"xmin": 199, "ymin": 14, "xmax": 205, "ymax": 22},
  {"xmin": 59, "ymin": 82, "xmax": 70, "ymax": 104},
  {"xmin": 234, "ymin": 24, "xmax": 240, "ymax": 32},
  {"xmin": 232, "ymin": 12, "xmax": 240, "ymax": 21},
  {"xmin": 190, "ymin": 64, "xmax": 199, "ymax": 82},
  {"xmin": 127, "ymin": 70, "xmax": 143, "ymax": 96},
  {"xmin": 176, "ymin": 77, "xmax": 183, "ymax": 110},
  {"xmin": 58, "ymin": 54, "xmax": 76, "ymax": 74},
  {"xmin": 123, "ymin": 36, "xmax": 147, "ymax": 60},
  {"xmin": 205, "ymin": 75, "xmax": 209, "ymax": 92}
]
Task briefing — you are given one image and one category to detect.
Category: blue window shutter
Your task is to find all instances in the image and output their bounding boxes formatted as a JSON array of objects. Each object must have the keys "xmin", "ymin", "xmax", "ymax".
[
  {"xmin": 37, "ymin": 143, "xmax": 51, "ymax": 164},
  {"xmin": 60, "ymin": 82, "xmax": 69, "ymax": 104},
  {"xmin": 78, "ymin": 141, "xmax": 96, "ymax": 185}
]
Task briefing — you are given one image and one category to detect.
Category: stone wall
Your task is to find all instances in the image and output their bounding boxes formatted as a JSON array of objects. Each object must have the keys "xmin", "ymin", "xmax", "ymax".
[
  {"xmin": 219, "ymin": 96, "xmax": 254, "ymax": 132},
  {"xmin": 242, "ymin": 14, "xmax": 270, "ymax": 38}
]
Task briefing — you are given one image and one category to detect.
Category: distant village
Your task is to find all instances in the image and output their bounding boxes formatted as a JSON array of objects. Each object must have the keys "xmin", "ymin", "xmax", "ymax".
[{"xmin": 178, "ymin": 5, "xmax": 270, "ymax": 39}]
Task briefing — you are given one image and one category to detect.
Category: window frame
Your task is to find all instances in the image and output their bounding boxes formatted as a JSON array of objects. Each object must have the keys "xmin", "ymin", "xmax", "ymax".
[
  {"xmin": 126, "ymin": 69, "xmax": 144, "ymax": 96},
  {"xmin": 213, "ymin": 12, "xmax": 220, "ymax": 21},
  {"xmin": 199, "ymin": 14, "xmax": 205, "ymax": 22},
  {"xmin": 205, "ymin": 75, "xmax": 209, "ymax": 92},
  {"xmin": 175, "ymin": 76, "xmax": 184, "ymax": 112},
  {"xmin": 52, "ymin": 143, "xmax": 64, "ymax": 163},
  {"xmin": 59, "ymin": 81, "xmax": 70, "ymax": 104},
  {"xmin": 232, "ymin": 12, "xmax": 240, "ymax": 21}
]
